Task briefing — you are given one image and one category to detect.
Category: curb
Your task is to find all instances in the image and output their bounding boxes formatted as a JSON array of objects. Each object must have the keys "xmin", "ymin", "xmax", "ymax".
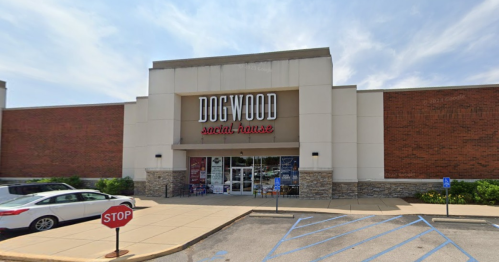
[
  {"xmin": 249, "ymin": 213, "xmax": 294, "ymax": 218},
  {"xmin": 432, "ymin": 218, "xmax": 487, "ymax": 224}
]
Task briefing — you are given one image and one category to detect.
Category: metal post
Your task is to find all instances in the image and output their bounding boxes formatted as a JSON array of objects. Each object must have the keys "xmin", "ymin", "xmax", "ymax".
[
  {"xmin": 115, "ymin": 227, "xmax": 120, "ymax": 257},
  {"xmin": 446, "ymin": 188, "xmax": 449, "ymax": 217},
  {"xmin": 276, "ymin": 188, "xmax": 279, "ymax": 213},
  {"xmin": 165, "ymin": 184, "xmax": 168, "ymax": 198}
]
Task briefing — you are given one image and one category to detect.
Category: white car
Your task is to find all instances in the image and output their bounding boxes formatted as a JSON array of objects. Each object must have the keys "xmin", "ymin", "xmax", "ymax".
[
  {"xmin": 0, "ymin": 189, "xmax": 135, "ymax": 232},
  {"xmin": 0, "ymin": 183, "xmax": 76, "ymax": 203}
]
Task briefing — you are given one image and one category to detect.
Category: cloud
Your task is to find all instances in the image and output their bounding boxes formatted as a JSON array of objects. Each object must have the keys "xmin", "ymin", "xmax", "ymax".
[
  {"xmin": 1, "ymin": 0, "xmax": 497, "ymax": 107},
  {"xmin": 394, "ymin": 0, "xmax": 499, "ymax": 70},
  {"xmin": 0, "ymin": 0, "xmax": 147, "ymax": 103},
  {"xmin": 358, "ymin": 0, "xmax": 499, "ymax": 90},
  {"xmin": 468, "ymin": 68, "xmax": 499, "ymax": 84},
  {"xmin": 137, "ymin": 1, "xmax": 325, "ymax": 56},
  {"xmin": 333, "ymin": 25, "xmax": 386, "ymax": 85}
]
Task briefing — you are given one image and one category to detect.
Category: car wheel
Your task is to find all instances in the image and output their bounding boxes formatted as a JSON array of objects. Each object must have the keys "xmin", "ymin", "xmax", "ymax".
[
  {"xmin": 30, "ymin": 216, "xmax": 58, "ymax": 232},
  {"xmin": 120, "ymin": 202, "xmax": 133, "ymax": 209}
]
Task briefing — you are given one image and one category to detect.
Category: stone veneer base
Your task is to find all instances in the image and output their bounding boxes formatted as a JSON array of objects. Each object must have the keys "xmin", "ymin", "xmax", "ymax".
[
  {"xmin": 134, "ymin": 181, "xmax": 146, "ymax": 196},
  {"xmin": 331, "ymin": 182, "xmax": 444, "ymax": 198},
  {"xmin": 146, "ymin": 170, "xmax": 186, "ymax": 197},
  {"xmin": 357, "ymin": 182, "xmax": 442, "ymax": 198},
  {"xmin": 332, "ymin": 183, "xmax": 358, "ymax": 199},
  {"xmin": 299, "ymin": 170, "xmax": 333, "ymax": 200}
]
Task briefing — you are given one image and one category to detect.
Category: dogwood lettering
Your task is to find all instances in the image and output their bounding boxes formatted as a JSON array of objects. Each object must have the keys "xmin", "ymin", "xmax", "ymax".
[{"xmin": 199, "ymin": 93, "xmax": 276, "ymax": 122}]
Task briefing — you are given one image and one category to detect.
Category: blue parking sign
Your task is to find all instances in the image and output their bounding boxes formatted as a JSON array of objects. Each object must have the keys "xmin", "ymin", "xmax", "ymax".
[
  {"xmin": 443, "ymin": 177, "xmax": 451, "ymax": 188},
  {"xmin": 274, "ymin": 177, "xmax": 281, "ymax": 191}
]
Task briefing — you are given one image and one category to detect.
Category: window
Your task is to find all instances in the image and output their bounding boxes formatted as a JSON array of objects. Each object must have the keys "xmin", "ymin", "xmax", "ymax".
[
  {"xmin": 53, "ymin": 194, "xmax": 80, "ymax": 204},
  {"xmin": 81, "ymin": 192, "xmax": 107, "ymax": 201},
  {"xmin": 8, "ymin": 186, "xmax": 23, "ymax": 195},
  {"xmin": 8, "ymin": 185, "xmax": 43, "ymax": 195},
  {"xmin": 36, "ymin": 198, "xmax": 53, "ymax": 206},
  {"xmin": 41, "ymin": 184, "xmax": 72, "ymax": 191},
  {"xmin": 22, "ymin": 185, "xmax": 42, "ymax": 195}
]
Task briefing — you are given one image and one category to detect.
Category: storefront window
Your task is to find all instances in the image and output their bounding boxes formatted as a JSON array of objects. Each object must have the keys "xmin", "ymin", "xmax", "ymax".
[
  {"xmin": 231, "ymin": 156, "xmax": 254, "ymax": 167},
  {"xmin": 280, "ymin": 156, "xmax": 299, "ymax": 186},
  {"xmin": 254, "ymin": 156, "xmax": 280, "ymax": 194},
  {"xmin": 223, "ymin": 157, "xmax": 231, "ymax": 192},
  {"xmin": 189, "ymin": 157, "xmax": 207, "ymax": 194},
  {"xmin": 189, "ymin": 155, "xmax": 299, "ymax": 195}
]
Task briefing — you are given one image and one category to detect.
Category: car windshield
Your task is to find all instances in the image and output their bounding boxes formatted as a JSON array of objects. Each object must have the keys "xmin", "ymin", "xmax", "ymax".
[{"xmin": 0, "ymin": 195, "xmax": 44, "ymax": 207}]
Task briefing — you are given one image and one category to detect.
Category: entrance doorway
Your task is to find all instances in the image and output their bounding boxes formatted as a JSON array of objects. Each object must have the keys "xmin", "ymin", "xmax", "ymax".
[{"xmin": 230, "ymin": 167, "xmax": 253, "ymax": 195}]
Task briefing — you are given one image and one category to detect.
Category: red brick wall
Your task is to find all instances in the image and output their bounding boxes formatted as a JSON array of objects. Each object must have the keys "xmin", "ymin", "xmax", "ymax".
[
  {"xmin": 1, "ymin": 105, "xmax": 124, "ymax": 178},
  {"xmin": 384, "ymin": 87, "xmax": 499, "ymax": 179}
]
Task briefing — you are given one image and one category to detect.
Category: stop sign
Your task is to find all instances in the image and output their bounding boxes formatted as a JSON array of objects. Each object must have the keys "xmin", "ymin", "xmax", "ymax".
[{"xmin": 101, "ymin": 205, "xmax": 133, "ymax": 229}]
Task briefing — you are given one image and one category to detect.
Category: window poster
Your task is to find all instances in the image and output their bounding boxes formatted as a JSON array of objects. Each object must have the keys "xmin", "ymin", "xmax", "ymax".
[
  {"xmin": 213, "ymin": 185, "xmax": 224, "ymax": 194},
  {"xmin": 280, "ymin": 156, "xmax": 299, "ymax": 186},
  {"xmin": 211, "ymin": 157, "xmax": 224, "ymax": 185},
  {"xmin": 190, "ymin": 157, "xmax": 206, "ymax": 184}
]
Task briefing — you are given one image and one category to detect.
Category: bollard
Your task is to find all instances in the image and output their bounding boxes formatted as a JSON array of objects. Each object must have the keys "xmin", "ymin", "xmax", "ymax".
[{"xmin": 165, "ymin": 185, "xmax": 168, "ymax": 198}]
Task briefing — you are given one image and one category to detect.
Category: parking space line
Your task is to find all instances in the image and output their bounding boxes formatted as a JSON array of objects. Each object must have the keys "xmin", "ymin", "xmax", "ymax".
[
  {"xmin": 311, "ymin": 218, "xmax": 424, "ymax": 262},
  {"xmin": 266, "ymin": 215, "xmax": 402, "ymax": 260},
  {"xmin": 262, "ymin": 216, "xmax": 312, "ymax": 262},
  {"xmin": 362, "ymin": 228, "xmax": 433, "ymax": 262},
  {"xmin": 414, "ymin": 240, "xmax": 450, "ymax": 262},
  {"xmin": 285, "ymin": 215, "xmax": 375, "ymax": 241},
  {"xmin": 295, "ymin": 215, "xmax": 348, "ymax": 229},
  {"xmin": 418, "ymin": 216, "xmax": 477, "ymax": 261}
]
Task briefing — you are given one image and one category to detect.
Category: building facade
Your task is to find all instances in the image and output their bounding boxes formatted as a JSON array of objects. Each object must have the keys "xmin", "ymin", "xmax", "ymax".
[{"xmin": 1, "ymin": 48, "xmax": 498, "ymax": 199}]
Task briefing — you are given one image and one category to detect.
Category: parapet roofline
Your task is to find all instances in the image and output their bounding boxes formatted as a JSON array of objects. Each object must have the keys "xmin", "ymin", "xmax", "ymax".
[
  {"xmin": 356, "ymin": 83, "xmax": 499, "ymax": 93},
  {"xmin": 4, "ymin": 102, "xmax": 126, "ymax": 111},
  {"xmin": 152, "ymin": 47, "xmax": 331, "ymax": 69}
]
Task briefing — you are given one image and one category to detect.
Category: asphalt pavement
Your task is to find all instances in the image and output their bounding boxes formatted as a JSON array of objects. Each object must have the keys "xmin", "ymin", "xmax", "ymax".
[{"xmin": 149, "ymin": 214, "xmax": 499, "ymax": 262}]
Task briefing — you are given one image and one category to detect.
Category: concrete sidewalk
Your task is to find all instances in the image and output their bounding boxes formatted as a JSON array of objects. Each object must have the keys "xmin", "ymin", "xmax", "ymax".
[{"xmin": 0, "ymin": 195, "xmax": 497, "ymax": 262}]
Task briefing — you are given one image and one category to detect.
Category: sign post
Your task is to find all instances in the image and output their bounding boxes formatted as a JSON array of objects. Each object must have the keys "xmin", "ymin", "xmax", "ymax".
[
  {"xmin": 101, "ymin": 205, "xmax": 134, "ymax": 258},
  {"xmin": 274, "ymin": 177, "xmax": 281, "ymax": 213},
  {"xmin": 443, "ymin": 177, "xmax": 451, "ymax": 217}
]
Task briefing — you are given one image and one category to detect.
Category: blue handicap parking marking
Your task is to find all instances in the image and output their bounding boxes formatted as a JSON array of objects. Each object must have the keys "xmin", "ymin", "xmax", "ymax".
[
  {"xmin": 443, "ymin": 177, "xmax": 451, "ymax": 188},
  {"xmin": 262, "ymin": 215, "xmax": 477, "ymax": 262},
  {"xmin": 274, "ymin": 177, "xmax": 281, "ymax": 191}
]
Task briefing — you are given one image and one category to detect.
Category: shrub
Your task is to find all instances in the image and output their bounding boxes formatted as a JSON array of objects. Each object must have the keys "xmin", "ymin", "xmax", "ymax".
[
  {"xmin": 95, "ymin": 179, "xmax": 107, "ymax": 193},
  {"xmin": 416, "ymin": 179, "xmax": 499, "ymax": 205},
  {"xmin": 449, "ymin": 180, "xmax": 476, "ymax": 195},
  {"xmin": 418, "ymin": 192, "xmax": 467, "ymax": 204},
  {"xmin": 95, "ymin": 177, "xmax": 134, "ymax": 195},
  {"xmin": 474, "ymin": 180, "xmax": 499, "ymax": 205},
  {"xmin": 26, "ymin": 176, "xmax": 83, "ymax": 189}
]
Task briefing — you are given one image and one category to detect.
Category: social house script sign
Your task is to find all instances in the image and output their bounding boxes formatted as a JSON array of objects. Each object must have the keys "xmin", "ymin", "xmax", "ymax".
[{"xmin": 199, "ymin": 93, "xmax": 277, "ymax": 135}]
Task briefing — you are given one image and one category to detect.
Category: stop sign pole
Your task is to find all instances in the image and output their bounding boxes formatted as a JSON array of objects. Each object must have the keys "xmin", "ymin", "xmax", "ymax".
[{"xmin": 101, "ymin": 205, "xmax": 133, "ymax": 258}]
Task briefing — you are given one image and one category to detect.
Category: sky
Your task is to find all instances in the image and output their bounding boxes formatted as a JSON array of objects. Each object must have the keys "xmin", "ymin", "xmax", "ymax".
[{"xmin": 1, "ymin": 0, "xmax": 499, "ymax": 108}]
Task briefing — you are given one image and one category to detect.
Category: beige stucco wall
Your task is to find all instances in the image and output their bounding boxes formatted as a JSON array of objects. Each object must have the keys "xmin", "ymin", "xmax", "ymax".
[
  {"xmin": 332, "ymin": 86, "xmax": 358, "ymax": 182},
  {"xmin": 297, "ymin": 58, "xmax": 333, "ymax": 170},
  {"xmin": 124, "ymin": 49, "xmax": 334, "ymax": 181},
  {"xmin": 357, "ymin": 91, "xmax": 385, "ymax": 181}
]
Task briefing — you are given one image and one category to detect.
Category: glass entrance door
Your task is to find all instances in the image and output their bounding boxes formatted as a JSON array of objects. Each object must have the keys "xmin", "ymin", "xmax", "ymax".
[{"xmin": 231, "ymin": 167, "xmax": 253, "ymax": 195}]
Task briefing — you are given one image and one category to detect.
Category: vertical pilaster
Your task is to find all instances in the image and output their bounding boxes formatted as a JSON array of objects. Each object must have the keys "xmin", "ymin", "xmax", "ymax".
[{"xmin": 298, "ymin": 57, "xmax": 334, "ymax": 199}]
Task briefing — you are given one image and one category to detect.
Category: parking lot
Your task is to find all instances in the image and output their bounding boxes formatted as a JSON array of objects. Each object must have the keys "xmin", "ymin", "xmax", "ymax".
[{"xmin": 150, "ymin": 214, "xmax": 499, "ymax": 262}]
